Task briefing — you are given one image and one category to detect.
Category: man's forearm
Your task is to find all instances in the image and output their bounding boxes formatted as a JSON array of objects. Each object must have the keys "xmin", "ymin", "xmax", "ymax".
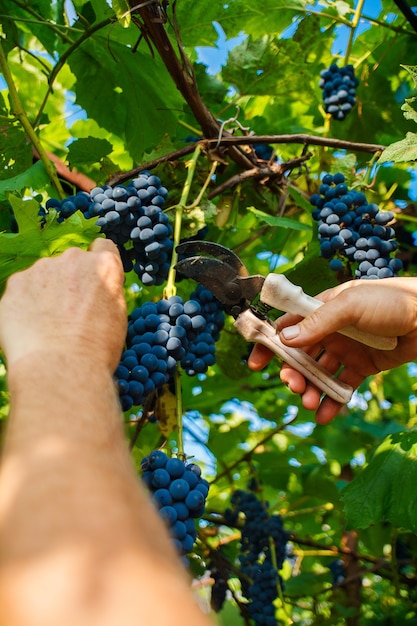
[{"xmin": 0, "ymin": 351, "xmax": 213, "ymax": 626}]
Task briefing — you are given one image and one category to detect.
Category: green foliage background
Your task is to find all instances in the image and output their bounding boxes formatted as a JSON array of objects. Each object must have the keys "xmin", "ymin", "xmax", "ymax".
[{"xmin": 1, "ymin": 0, "xmax": 417, "ymax": 623}]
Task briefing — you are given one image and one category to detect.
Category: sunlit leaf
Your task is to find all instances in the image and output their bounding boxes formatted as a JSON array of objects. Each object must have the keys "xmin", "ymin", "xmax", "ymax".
[
  {"xmin": 248, "ymin": 206, "xmax": 312, "ymax": 230},
  {"xmin": 342, "ymin": 432, "xmax": 417, "ymax": 533},
  {"xmin": 0, "ymin": 195, "xmax": 99, "ymax": 294},
  {"xmin": 378, "ymin": 132, "xmax": 417, "ymax": 164},
  {"xmin": 0, "ymin": 162, "xmax": 50, "ymax": 201}
]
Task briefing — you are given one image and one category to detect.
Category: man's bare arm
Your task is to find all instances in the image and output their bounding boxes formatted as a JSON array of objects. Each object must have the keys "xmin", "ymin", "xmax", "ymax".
[{"xmin": 0, "ymin": 240, "xmax": 213, "ymax": 626}]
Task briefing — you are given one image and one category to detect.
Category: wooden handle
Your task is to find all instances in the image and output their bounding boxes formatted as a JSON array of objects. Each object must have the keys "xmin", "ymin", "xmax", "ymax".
[
  {"xmin": 235, "ymin": 309, "xmax": 353, "ymax": 404},
  {"xmin": 260, "ymin": 274, "xmax": 397, "ymax": 351}
]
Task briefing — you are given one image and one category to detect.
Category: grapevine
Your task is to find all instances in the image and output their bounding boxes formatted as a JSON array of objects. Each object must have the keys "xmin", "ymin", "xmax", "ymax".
[{"xmin": 2, "ymin": 1, "xmax": 417, "ymax": 620}]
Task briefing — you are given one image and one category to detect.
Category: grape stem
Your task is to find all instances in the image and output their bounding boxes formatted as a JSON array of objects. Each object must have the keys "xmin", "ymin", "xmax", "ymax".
[
  {"xmin": 269, "ymin": 536, "xmax": 290, "ymax": 621},
  {"xmin": 0, "ymin": 41, "xmax": 66, "ymax": 200},
  {"xmin": 345, "ymin": 0, "xmax": 366, "ymax": 65},
  {"xmin": 177, "ymin": 119, "xmax": 202, "ymax": 137},
  {"xmin": 108, "ymin": 134, "xmax": 386, "ymax": 187},
  {"xmin": 187, "ymin": 159, "xmax": 218, "ymax": 209},
  {"xmin": 163, "ymin": 143, "xmax": 201, "ymax": 458},
  {"xmin": 362, "ymin": 151, "xmax": 380, "ymax": 188},
  {"xmin": 174, "ymin": 368, "xmax": 185, "ymax": 459},
  {"xmin": 164, "ymin": 143, "xmax": 201, "ymax": 299}
]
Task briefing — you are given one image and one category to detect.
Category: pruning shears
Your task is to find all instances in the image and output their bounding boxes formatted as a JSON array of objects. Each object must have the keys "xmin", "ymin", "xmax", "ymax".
[{"xmin": 175, "ymin": 241, "xmax": 397, "ymax": 405}]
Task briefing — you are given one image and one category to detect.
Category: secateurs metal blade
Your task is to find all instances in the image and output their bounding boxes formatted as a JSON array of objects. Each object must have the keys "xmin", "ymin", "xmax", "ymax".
[{"xmin": 175, "ymin": 241, "xmax": 398, "ymax": 405}]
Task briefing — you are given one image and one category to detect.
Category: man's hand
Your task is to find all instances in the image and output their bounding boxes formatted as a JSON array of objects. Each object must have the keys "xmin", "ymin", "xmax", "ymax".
[
  {"xmin": 0, "ymin": 239, "xmax": 127, "ymax": 372},
  {"xmin": 248, "ymin": 277, "xmax": 417, "ymax": 424}
]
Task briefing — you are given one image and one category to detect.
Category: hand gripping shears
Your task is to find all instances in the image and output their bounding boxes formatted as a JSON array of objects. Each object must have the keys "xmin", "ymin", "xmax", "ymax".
[{"xmin": 175, "ymin": 241, "xmax": 397, "ymax": 405}]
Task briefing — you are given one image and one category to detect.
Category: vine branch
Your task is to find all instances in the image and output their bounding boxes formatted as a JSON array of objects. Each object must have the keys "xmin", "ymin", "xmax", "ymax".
[
  {"xmin": 108, "ymin": 134, "xmax": 386, "ymax": 186},
  {"xmin": 207, "ymin": 153, "xmax": 311, "ymax": 200},
  {"xmin": 213, "ymin": 415, "xmax": 297, "ymax": 484},
  {"xmin": 392, "ymin": 0, "xmax": 417, "ymax": 33},
  {"xmin": 345, "ymin": 0, "xmax": 366, "ymax": 64},
  {"xmin": 127, "ymin": 0, "xmax": 256, "ymax": 171}
]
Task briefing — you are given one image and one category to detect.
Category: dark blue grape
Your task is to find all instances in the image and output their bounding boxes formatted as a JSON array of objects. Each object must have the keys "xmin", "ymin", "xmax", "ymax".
[
  {"xmin": 253, "ymin": 143, "xmax": 276, "ymax": 161},
  {"xmin": 185, "ymin": 489, "xmax": 205, "ymax": 511},
  {"xmin": 147, "ymin": 449, "xmax": 168, "ymax": 469},
  {"xmin": 154, "ymin": 488, "xmax": 173, "ymax": 507},
  {"xmin": 169, "ymin": 478, "xmax": 190, "ymax": 500},
  {"xmin": 329, "ymin": 258, "xmax": 343, "ymax": 271},
  {"xmin": 159, "ymin": 505, "xmax": 178, "ymax": 525},
  {"xmin": 329, "ymin": 559, "xmax": 346, "ymax": 585},
  {"xmin": 166, "ymin": 458, "xmax": 186, "ymax": 478},
  {"xmin": 152, "ymin": 468, "xmax": 171, "ymax": 488}
]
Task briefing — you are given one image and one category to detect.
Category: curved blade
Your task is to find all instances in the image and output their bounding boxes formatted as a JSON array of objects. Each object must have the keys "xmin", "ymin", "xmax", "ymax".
[
  {"xmin": 175, "ymin": 240, "xmax": 249, "ymax": 277},
  {"xmin": 174, "ymin": 256, "xmax": 246, "ymax": 307}
]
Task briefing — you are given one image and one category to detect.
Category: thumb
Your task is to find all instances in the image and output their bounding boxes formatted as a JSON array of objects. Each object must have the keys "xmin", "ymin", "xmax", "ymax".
[{"xmin": 279, "ymin": 297, "xmax": 356, "ymax": 347}]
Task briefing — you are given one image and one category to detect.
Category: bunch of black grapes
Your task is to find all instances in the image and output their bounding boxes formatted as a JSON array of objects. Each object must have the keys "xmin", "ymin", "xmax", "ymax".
[
  {"xmin": 310, "ymin": 173, "xmax": 403, "ymax": 279},
  {"xmin": 319, "ymin": 63, "xmax": 359, "ymax": 121},
  {"xmin": 140, "ymin": 449, "xmax": 209, "ymax": 563},
  {"xmin": 115, "ymin": 296, "xmax": 206, "ymax": 411},
  {"xmin": 115, "ymin": 289, "xmax": 224, "ymax": 411},
  {"xmin": 43, "ymin": 171, "xmax": 173, "ymax": 286},
  {"xmin": 223, "ymin": 490, "xmax": 289, "ymax": 626}
]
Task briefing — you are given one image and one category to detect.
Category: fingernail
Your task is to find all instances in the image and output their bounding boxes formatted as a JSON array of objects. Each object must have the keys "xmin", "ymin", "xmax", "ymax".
[{"xmin": 281, "ymin": 324, "xmax": 300, "ymax": 340}]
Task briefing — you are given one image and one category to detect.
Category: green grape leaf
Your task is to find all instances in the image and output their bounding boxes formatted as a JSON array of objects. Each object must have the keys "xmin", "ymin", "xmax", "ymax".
[
  {"xmin": 284, "ymin": 572, "xmax": 331, "ymax": 597},
  {"xmin": 248, "ymin": 206, "xmax": 312, "ymax": 231},
  {"xmin": 402, "ymin": 98, "xmax": 417, "ymax": 124},
  {"xmin": 207, "ymin": 421, "xmax": 251, "ymax": 464},
  {"xmin": 341, "ymin": 432, "xmax": 417, "ymax": 533},
  {"xmin": 0, "ymin": 95, "xmax": 33, "ymax": 180},
  {"xmin": 215, "ymin": 599, "xmax": 244, "ymax": 626},
  {"xmin": 0, "ymin": 195, "xmax": 99, "ymax": 294},
  {"xmin": 67, "ymin": 136, "xmax": 114, "ymax": 169},
  {"xmin": 287, "ymin": 184, "xmax": 313, "ymax": 212},
  {"xmin": 69, "ymin": 35, "xmax": 183, "ymax": 162},
  {"xmin": 330, "ymin": 153, "xmax": 357, "ymax": 180},
  {"xmin": 332, "ymin": 0, "xmax": 352, "ymax": 16},
  {"xmin": 285, "ymin": 241, "xmax": 338, "ymax": 296},
  {"xmin": 0, "ymin": 162, "xmax": 50, "ymax": 202},
  {"xmin": 377, "ymin": 132, "xmax": 417, "ymax": 164}
]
